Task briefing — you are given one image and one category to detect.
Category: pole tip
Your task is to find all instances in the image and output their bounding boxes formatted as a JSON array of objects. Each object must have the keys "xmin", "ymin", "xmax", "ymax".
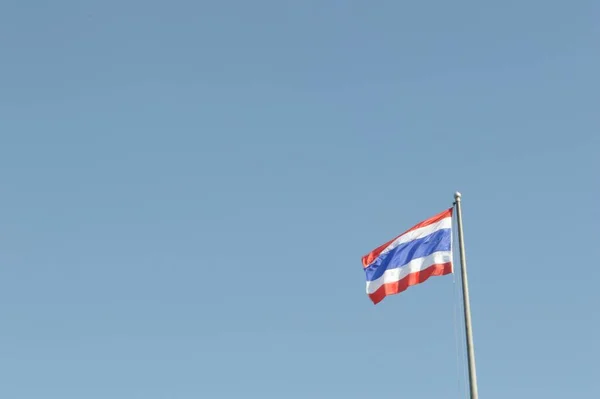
[{"xmin": 454, "ymin": 191, "xmax": 462, "ymax": 200}]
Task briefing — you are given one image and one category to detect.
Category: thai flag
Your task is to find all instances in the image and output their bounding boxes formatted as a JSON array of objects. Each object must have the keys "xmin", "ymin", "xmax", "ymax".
[{"xmin": 362, "ymin": 208, "xmax": 454, "ymax": 304}]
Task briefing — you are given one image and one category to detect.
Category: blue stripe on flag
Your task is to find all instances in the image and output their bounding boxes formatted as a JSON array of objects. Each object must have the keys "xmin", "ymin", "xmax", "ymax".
[{"xmin": 364, "ymin": 228, "xmax": 451, "ymax": 282}]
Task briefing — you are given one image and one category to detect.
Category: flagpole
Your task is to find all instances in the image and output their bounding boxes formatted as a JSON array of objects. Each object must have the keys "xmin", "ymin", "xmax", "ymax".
[{"xmin": 454, "ymin": 192, "xmax": 479, "ymax": 399}]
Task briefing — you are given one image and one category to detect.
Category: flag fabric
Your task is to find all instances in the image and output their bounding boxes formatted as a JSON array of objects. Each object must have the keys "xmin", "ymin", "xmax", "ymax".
[{"xmin": 362, "ymin": 208, "xmax": 454, "ymax": 304}]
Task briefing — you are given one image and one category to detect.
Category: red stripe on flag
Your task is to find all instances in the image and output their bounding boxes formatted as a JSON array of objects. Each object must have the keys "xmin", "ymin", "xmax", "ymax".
[
  {"xmin": 362, "ymin": 208, "xmax": 453, "ymax": 268},
  {"xmin": 368, "ymin": 262, "xmax": 453, "ymax": 304}
]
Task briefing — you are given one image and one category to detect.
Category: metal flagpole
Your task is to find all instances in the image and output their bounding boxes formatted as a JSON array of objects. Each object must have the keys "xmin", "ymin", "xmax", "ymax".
[{"xmin": 454, "ymin": 192, "xmax": 479, "ymax": 399}]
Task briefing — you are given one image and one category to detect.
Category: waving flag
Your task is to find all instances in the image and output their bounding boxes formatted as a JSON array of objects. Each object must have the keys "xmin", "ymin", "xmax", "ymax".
[{"xmin": 362, "ymin": 208, "xmax": 454, "ymax": 304}]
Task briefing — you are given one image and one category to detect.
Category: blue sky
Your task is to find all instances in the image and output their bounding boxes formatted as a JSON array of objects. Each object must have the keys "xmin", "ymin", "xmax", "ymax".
[{"xmin": 1, "ymin": 1, "xmax": 598, "ymax": 398}]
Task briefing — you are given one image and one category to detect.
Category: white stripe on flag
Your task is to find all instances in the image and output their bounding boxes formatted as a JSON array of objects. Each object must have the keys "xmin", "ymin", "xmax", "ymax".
[
  {"xmin": 365, "ymin": 251, "xmax": 453, "ymax": 294},
  {"xmin": 375, "ymin": 217, "xmax": 452, "ymax": 263}
]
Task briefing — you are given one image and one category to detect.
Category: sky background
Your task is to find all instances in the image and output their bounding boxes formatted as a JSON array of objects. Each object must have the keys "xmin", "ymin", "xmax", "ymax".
[{"xmin": 1, "ymin": 1, "xmax": 599, "ymax": 398}]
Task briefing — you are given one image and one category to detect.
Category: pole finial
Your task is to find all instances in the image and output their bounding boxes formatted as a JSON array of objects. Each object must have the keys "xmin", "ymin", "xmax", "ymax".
[{"xmin": 454, "ymin": 191, "xmax": 462, "ymax": 201}]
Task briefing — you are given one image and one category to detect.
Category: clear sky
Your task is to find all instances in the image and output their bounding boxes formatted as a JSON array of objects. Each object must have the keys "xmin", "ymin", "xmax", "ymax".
[{"xmin": 1, "ymin": 1, "xmax": 598, "ymax": 398}]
